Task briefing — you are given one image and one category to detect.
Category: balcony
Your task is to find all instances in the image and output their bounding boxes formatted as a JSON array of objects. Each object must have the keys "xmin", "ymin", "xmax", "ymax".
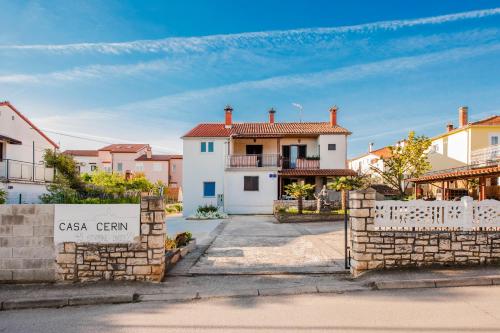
[
  {"xmin": 471, "ymin": 145, "xmax": 499, "ymax": 167},
  {"xmin": 225, "ymin": 154, "xmax": 320, "ymax": 169},
  {"xmin": 0, "ymin": 159, "xmax": 54, "ymax": 183},
  {"xmin": 226, "ymin": 154, "xmax": 281, "ymax": 168}
]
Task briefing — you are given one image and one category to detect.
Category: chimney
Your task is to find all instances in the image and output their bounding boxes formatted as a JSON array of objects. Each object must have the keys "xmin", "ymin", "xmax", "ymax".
[
  {"xmin": 369, "ymin": 142, "xmax": 374, "ymax": 153},
  {"xmin": 459, "ymin": 106, "xmax": 468, "ymax": 127},
  {"xmin": 329, "ymin": 106, "xmax": 338, "ymax": 127},
  {"xmin": 224, "ymin": 105, "xmax": 233, "ymax": 128},
  {"xmin": 268, "ymin": 107, "xmax": 276, "ymax": 124},
  {"xmin": 446, "ymin": 123, "xmax": 454, "ymax": 132},
  {"xmin": 146, "ymin": 146, "xmax": 152, "ymax": 159}
]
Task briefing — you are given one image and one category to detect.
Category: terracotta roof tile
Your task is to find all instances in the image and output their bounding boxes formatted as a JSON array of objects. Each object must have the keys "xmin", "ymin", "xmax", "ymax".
[
  {"xmin": 135, "ymin": 154, "xmax": 183, "ymax": 161},
  {"xmin": 279, "ymin": 169, "xmax": 357, "ymax": 176},
  {"xmin": 371, "ymin": 147, "xmax": 393, "ymax": 159},
  {"xmin": 63, "ymin": 150, "xmax": 99, "ymax": 157},
  {"xmin": 183, "ymin": 122, "xmax": 350, "ymax": 138},
  {"xmin": 408, "ymin": 165, "xmax": 500, "ymax": 183},
  {"xmin": 471, "ymin": 115, "xmax": 500, "ymax": 126},
  {"xmin": 99, "ymin": 144, "xmax": 149, "ymax": 153}
]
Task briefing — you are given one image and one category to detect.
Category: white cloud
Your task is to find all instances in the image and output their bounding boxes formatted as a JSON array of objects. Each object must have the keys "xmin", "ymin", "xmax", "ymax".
[
  {"xmin": 1, "ymin": 8, "xmax": 498, "ymax": 55},
  {"xmin": 0, "ymin": 59, "xmax": 176, "ymax": 83},
  {"xmin": 107, "ymin": 43, "xmax": 500, "ymax": 116}
]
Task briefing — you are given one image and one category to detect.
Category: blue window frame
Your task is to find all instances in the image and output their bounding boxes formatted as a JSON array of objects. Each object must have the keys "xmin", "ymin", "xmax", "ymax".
[
  {"xmin": 201, "ymin": 142, "xmax": 207, "ymax": 152},
  {"xmin": 208, "ymin": 142, "xmax": 214, "ymax": 152},
  {"xmin": 203, "ymin": 182, "xmax": 216, "ymax": 197}
]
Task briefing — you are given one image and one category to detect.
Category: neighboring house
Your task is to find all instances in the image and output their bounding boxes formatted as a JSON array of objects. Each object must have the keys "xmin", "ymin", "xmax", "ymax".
[
  {"xmin": 428, "ymin": 107, "xmax": 500, "ymax": 171},
  {"xmin": 413, "ymin": 106, "xmax": 500, "ymax": 200},
  {"xmin": 181, "ymin": 105, "xmax": 355, "ymax": 216},
  {"xmin": 63, "ymin": 150, "xmax": 99, "ymax": 174},
  {"xmin": 63, "ymin": 145, "xmax": 183, "ymax": 189},
  {"xmin": 0, "ymin": 101, "xmax": 57, "ymax": 203},
  {"xmin": 349, "ymin": 143, "xmax": 393, "ymax": 177}
]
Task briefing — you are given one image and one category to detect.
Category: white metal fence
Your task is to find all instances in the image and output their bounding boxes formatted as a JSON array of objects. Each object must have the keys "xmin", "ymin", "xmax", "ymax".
[{"xmin": 374, "ymin": 197, "xmax": 500, "ymax": 231}]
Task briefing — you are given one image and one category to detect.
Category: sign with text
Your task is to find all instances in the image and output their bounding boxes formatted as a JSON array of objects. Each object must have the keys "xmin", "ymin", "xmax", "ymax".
[{"xmin": 54, "ymin": 204, "xmax": 140, "ymax": 244}]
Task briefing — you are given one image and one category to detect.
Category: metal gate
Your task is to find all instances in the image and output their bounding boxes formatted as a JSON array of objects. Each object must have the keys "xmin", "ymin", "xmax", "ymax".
[{"xmin": 344, "ymin": 192, "xmax": 351, "ymax": 269}]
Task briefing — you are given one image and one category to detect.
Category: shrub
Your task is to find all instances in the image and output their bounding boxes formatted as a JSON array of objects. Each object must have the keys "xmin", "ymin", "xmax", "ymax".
[
  {"xmin": 175, "ymin": 232, "xmax": 193, "ymax": 247},
  {"xmin": 191, "ymin": 211, "xmax": 228, "ymax": 220},
  {"xmin": 0, "ymin": 189, "xmax": 7, "ymax": 204},
  {"xmin": 165, "ymin": 237, "xmax": 177, "ymax": 250},
  {"xmin": 196, "ymin": 204, "xmax": 219, "ymax": 214}
]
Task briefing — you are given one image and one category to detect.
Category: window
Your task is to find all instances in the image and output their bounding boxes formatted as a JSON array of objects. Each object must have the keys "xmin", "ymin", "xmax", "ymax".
[
  {"xmin": 90, "ymin": 164, "xmax": 97, "ymax": 171},
  {"xmin": 491, "ymin": 136, "xmax": 499, "ymax": 145},
  {"xmin": 135, "ymin": 163, "xmax": 144, "ymax": 171},
  {"xmin": 203, "ymin": 182, "xmax": 216, "ymax": 197},
  {"xmin": 117, "ymin": 163, "xmax": 123, "ymax": 172},
  {"xmin": 153, "ymin": 163, "xmax": 162, "ymax": 171},
  {"xmin": 244, "ymin": 176, "xmax": 259, "ymax": 191},
  {"xmin": 172, "ymin": 164, "xmax": 176, "ymax": 173},
  {"xmin": 201, "ymin": 141, "xmax": 214, "ymax": 153},
  {"xmin": 328, "ymin": 144, "xmax": 336, "ymax": 151}
]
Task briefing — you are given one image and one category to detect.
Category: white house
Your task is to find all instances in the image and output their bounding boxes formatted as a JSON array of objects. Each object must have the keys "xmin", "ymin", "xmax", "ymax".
[
  {"xmin": 182, "ymin": 105, "xmax": 355, "ymax": 216},
  {"xmin": 349, "ymin": 143, "xmax": 393, "ymax": 177},
  {"xmin": 0, "ymin": 101, "xmax": 58, "ymax": 203}
]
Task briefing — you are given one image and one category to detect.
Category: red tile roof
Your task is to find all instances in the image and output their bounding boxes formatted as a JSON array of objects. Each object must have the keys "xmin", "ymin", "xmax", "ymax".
[
  {"xmin": 99, "ymin": 144, "xmax": 149, "ymax": 153},
  {"xmin": 63, "ymin": 150, "xmax": 99, "ymax": 157},
  {"xmin": 371, "ymin": 146, "xmax": 393, "ymax": 159},
  {"xmin": 408, "ymin": 165, "xmax": 500, "ymax": 183},
  {"xmin": 183, "ymin": 122, "xmax": 350, "ymax": 138},
  {"xmin": 0, "ymin": 101, "xmax": 59, "ymax": 148},
  {"xmin": 135, "ymin": 154, "xmax": 183, "ymax": 161},
  {"xmin": 471, "ymin": 115, "xmax": 500, "ymax": 126},
  {"xmin": 279, "ymin": 169, "xmax": 357, "ymax": 176}
]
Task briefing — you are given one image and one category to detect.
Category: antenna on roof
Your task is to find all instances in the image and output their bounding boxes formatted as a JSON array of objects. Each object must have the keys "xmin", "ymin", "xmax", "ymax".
[{"xmin": 292, "ymin": 103, "xmax": 303, "ymax": 123}]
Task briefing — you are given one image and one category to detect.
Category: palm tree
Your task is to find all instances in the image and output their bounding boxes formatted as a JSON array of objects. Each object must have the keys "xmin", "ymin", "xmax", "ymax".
[
  {"xmin": 284, "ymin": 183, "xmax": 315, "ymax": 214},
  {"xmin": 327, "ymin": 176, "xmax": 364, "ymax": 212}
]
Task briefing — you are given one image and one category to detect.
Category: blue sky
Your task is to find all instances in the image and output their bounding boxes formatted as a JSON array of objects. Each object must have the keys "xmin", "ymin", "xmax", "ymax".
[{"xmin": 1, "ymin": 0, "xmax": 499, "ymax": 157}]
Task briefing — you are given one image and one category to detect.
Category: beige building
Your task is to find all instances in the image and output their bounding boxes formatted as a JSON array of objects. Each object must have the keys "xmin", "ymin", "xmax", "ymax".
[{"xmin": 412, "ymin": 106, "xmax": 499, "ymax": 200}]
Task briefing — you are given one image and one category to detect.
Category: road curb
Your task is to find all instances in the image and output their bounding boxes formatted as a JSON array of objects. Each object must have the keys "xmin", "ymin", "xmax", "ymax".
[
  {"xmin": 373, "ymin": 275, "xmax": 500, "ymax": 290},
  {"xmin": 0, "ymin": 293, "xmax": 136, "ymax": 311}
]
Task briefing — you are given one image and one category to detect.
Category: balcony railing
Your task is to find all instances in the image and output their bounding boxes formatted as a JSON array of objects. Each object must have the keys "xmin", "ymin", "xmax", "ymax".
[
  {"xmin": 0, "ymin": 159, "xmax": 54, "ymax": 183},
  {"xmin": 226, "ymin": 154, "xmax": 281, "ymax": 168},
  {"xmin": 226, "ymin": 155, "xmax": 322, "ymax": 169},
  {"xmin": 471, "ymin": 145, "xmax": 499, "ymax": 166}
]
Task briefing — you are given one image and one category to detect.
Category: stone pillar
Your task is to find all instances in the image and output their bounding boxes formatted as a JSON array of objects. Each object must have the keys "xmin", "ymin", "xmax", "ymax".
[
  {"xmin": 349, "ymin": 188, "xmax": 376, "ymax": 277},
  {"xmin": 140, "ymin": 196, "xmax": 166, "ymax": 282}
]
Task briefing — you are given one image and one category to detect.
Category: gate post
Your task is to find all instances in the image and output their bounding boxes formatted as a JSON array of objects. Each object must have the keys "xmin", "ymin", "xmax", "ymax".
[{"xmin": 349, "ymin": 188, "xmax": 376, "ymax": 277}]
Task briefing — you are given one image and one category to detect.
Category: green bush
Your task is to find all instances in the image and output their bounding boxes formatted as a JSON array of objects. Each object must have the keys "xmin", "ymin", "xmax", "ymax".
[
  {"xmin": 164, "ymin": 237, "xmax": 177, "ymax": 250},
  {"xmin": 196, "ymin": 204, "xmax": 218, "ymax": 214},
  {"xmin": 175, "ymin": 231, "xmax": 193, "ymax": 247},
  {"xmin": 0, "ymin": 189, "xmax": 7, "ymax": 204}
]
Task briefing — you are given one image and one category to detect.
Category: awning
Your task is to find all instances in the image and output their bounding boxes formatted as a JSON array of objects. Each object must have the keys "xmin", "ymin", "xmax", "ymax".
[
  {"xmin": 408, "ymin": 165, "xmax": 500, "ymax": 183},
  {"xmin": 279, "ymin": 169, "xmax": 357, "ymax": 177},
  {"xmin": 0, "ymin": 134, "xmax": 22, "ymax": 145}
]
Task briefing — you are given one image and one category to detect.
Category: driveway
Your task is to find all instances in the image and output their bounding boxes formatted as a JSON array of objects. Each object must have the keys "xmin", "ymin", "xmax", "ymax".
[{"xmin": 188, "ymin": 215, "xmax": 347, "ymax": 275}]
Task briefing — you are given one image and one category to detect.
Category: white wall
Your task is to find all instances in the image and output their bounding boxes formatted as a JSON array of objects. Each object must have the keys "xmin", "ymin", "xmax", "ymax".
[
  {"xmin": 0, "ymin": 105, "xmax": 55, "ymax": 164},
  {"xmin": 224, "ymin": 169, "xmax": 278, "ymax": 214},
  {"xmin": 182, "ymin": 138, "xmax": 227, "ymax": 216},
  {"xmin": 1, "ymin": 182, "xmax": 48, "ymax": 204},
  {"xmin": 318, "ymin": 134, "xmax": 347, "ymax": 169},
  {"xmin": 72, "ymin": 156, "xmax": 99, "ymax": 174}
]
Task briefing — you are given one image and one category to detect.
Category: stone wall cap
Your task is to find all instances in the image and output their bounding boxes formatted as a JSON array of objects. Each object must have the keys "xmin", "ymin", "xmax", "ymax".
[{"xmin": 350, "ymin": 188, "xmax": 376, "ymax": 194}]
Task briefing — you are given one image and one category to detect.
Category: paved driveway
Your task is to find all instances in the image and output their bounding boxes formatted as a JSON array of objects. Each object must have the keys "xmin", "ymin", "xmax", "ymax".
[{"xmin": 189, "ymin": 215, "xmax": 347, "ymax": 275}]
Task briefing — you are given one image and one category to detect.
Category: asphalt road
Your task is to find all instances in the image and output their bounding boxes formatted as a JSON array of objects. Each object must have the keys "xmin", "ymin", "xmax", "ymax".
[{"xmin": 1, "ymin": 286, "xmax": 500, "ymax": 333}]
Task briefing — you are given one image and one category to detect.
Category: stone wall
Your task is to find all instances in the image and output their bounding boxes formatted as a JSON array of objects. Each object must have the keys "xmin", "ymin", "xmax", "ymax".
[
  {"xmin": 0, "ymin": 205, "xmax": 55, "ymax": 282},
  {"xmin": 56, "ymin": 196, "xmax": 166, "ymax": 282},
  {"xmin": 349, "ymin": 189, "xmax": 500, "ymax": 277}
]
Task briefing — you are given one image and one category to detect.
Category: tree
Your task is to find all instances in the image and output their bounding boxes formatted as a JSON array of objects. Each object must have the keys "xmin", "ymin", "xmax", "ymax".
[
  {"xmin": 328, "ymin": 176, "xmax": 365, "ymax": 211},
  {"xmin": 43, "ymin": 149, "xmax": 84, "ymax": 192},
  {"xmin": 284, "ymin": 183, "xmax": 315, "ymax": 214},
  {"xmin": 370, "ymin": 131, "xmax": 432, "ymax": 198}
]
